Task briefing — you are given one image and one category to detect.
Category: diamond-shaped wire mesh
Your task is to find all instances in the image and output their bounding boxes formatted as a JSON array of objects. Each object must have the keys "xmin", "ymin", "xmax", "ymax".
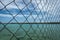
[{"xmin": 0, "ymin": 0, "xmax": 60, "ymax": 40}]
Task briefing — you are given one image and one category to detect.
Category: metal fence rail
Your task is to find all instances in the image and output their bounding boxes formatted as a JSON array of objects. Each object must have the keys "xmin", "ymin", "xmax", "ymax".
[{"xmin": 0, "ymin": 0, "xmax": 60, "ymax": 40}]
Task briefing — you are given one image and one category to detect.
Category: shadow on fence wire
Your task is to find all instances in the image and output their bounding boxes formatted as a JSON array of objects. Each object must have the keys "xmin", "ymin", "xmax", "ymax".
[{"xmin": 0, "ymin": 0, "xmax": 60, "ymax": 40}]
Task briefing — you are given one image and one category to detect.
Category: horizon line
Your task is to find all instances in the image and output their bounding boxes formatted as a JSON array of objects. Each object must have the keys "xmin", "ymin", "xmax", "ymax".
[{"xmin": 0, "ymin": 22, "xmax": 60, "ymax": 24}]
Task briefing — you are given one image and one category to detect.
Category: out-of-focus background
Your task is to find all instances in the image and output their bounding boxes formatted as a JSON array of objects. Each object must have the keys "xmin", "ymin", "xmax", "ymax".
[{"xmin": 0, "ymin": 0, "xmax": 60, "ymax": 40}]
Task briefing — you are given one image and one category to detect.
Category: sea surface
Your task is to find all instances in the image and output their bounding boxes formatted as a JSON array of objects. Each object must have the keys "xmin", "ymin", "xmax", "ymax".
[{"xmin": 0, "ymin": 23, "xmax": 60, "ymax": 40}]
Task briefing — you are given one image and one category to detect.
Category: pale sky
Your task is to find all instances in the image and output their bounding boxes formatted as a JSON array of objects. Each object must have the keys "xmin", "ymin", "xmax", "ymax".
[{"xmin": 0, "ymin": 0, "xmax": 60, "ymax": 23}]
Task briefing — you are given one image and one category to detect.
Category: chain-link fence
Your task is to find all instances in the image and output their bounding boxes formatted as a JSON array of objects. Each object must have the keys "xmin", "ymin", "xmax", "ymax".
[{"xmin": 0, "ymin": 0, "xmax": 60, "ymax": 40}]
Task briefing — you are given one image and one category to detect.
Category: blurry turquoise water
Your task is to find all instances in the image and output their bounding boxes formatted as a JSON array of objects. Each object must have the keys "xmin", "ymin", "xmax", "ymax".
[{"xmin": 0, "ymin": 24, "xmax": 60, "ymax": 40}]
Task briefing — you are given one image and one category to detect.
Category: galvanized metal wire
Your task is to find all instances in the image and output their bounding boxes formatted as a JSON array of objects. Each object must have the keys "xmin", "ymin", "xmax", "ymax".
[{"xmin": 0, "ymin": 0, "xmax": 60, "ymax": 40}]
